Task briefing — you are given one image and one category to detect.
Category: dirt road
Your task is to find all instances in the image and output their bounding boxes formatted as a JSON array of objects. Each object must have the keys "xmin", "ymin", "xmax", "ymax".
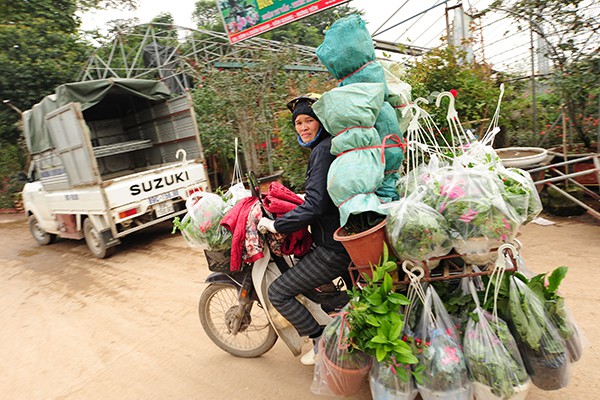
[{"xmin": 1, "ymin": 213, "xmax": 598, "ymax": 400}]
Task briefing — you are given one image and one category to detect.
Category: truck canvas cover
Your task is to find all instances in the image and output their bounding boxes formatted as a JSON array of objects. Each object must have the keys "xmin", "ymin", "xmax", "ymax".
[{"xmin": 23, "ymin": 78, "xmax": 171, "ymax": 155}]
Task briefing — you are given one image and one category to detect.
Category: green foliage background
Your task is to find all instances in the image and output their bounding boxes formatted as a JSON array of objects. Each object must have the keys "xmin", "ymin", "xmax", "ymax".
[{"xmin": 0, "ymin": 0, "xmax": 598, "ymax": 209}]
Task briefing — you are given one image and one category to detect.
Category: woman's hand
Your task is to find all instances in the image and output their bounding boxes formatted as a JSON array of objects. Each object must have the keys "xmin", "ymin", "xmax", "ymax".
[{"xmin": 258, "ymin": 217, "xmax": 277, "ymax": 234}]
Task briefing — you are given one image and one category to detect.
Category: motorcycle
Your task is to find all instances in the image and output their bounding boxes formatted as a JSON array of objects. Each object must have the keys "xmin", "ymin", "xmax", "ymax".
[
  {"xmin": 198, "ymin": 172, "xmax": 349, "ymax": 357},
  {"xmin": 198, "ymin": 247, "xmax": 349, "ymax": 357}
]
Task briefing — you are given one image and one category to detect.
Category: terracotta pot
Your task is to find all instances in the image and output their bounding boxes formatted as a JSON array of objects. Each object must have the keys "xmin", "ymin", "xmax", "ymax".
[
  {"xmin": 319, "ymin": 340, "xmax": 371, "ymax": 397},
  {"xmin": 334, "ymin": 219, "xmax": 388, "ymax": 269}
]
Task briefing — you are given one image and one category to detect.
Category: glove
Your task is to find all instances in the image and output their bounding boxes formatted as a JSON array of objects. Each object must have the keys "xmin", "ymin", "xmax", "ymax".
[{"xmin": 257, "ymin": 217, "xmax": 277, "ymax": 234}]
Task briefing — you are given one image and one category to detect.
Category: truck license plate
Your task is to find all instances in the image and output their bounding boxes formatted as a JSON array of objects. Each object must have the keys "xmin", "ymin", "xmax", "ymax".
[{"xmin": 155, "ymin": 200, "xmax": 174, "ymax": 218}]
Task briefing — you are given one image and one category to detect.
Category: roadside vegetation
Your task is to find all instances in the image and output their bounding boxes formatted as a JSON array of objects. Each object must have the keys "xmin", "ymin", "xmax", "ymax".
[{"xmin": 0, "ymin": 0, "xmax": 597, "ymax": 207}]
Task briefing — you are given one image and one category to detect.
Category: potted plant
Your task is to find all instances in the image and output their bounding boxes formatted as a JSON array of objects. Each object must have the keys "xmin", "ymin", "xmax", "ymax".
[
  {"xmin": 443, "ymin": 198, "xmax": 517, "ymax": 264},
  {"xmin": 369, "ymin": 360, "xmax": 419, "ymax": 400},
  {"xmin": 423, "ymin": 168, "xmax": 519, "ymax": 265},
  {"xmin": 385, "ymin": 198, "xmax": 452, "ymax": 268},
  {"xmin": 345, "ymin": 245, "xmax": 423, "ymax": 399},
  {"xmin": 464, "ymin": 309, "xmax": 531, "ymax": 400},
  {"xmin": 497, "ymin": 167, "xmax": 543, "ymax": 224},
  {"xmin": 524, "ymin": 266, "xmax": 583, "ymax": 362},
  {"xmin": 172, "ymin": 192, "xmax": 232, "ymax": 251},
  {"xmin": 316, "ymin": 313, "xmax": 372, "ymax": 397},
  {"xmin": 415, "ymin": 286, "xmax": 472, "ymax": 400},
  {"xmin": 506, "ymin": 275, "xmax": 570, "ymax": 391}
]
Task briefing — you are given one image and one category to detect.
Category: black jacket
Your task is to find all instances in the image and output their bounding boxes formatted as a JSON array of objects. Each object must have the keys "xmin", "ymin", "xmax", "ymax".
[{"xmin": 273, "ymin": 135, "xmax": 346, "ymax": 253}]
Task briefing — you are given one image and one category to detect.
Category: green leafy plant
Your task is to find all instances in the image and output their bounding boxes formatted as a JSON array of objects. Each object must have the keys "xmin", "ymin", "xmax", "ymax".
[
  {"xmin": 442, "ymin": 198, "xmax": 516, "ymax": 242},
  {"xmin": 497, "ymin": 167, "xmax": 542, "ymax": 224},
  {"xmin": 171, "ymin": 193, "xmax": 232, "ymax": 250},
  {"xmin": 385, "ymin": 199, "xmax": 452, "ymax": 262},
  {"xmin": 464, "ymin": 310, "xmax": 530, "ymax": 398},
  {"xmin": 345, "ymin": 245, "xmax": 421, "ymax": 382}
]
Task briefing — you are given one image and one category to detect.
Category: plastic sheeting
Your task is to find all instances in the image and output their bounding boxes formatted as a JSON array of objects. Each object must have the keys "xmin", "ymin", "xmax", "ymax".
[
  {"xmin": 23, "ymin": 78, "xmax": 171, "ymax": 154},
  {"xmin": 313, "ymin": 83, "xmax": 385, "ymax": 227},
  {"xmin": 316, "ymin": 14, "xmax": 407, "ymax": 219}
]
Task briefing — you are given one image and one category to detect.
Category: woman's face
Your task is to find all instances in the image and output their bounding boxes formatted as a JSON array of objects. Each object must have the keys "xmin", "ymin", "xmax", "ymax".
[{"xmin": 295, "ymin": 114, "xmax": 320, "ymax": 143}]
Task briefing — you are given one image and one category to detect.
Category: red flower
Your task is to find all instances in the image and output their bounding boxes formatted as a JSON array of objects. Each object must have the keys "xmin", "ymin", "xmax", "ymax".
[{"xmin": 449, "ymin": 89, "xmax": 458, "ymax": 98}]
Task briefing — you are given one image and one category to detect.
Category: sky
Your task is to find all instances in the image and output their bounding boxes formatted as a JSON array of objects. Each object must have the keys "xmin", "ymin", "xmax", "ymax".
[
  {"xmin": 79, "ymin": 0, "xmax": 460, "ymax": 41},
  {"xmin": 78, "ymin": 0, "xmax": 536, "ymax": 73}
]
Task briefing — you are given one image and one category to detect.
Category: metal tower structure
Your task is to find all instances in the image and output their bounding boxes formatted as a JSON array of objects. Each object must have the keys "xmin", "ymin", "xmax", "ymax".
[{"xmin": 78, "ymin": 23, "xmax": 327, "ymax": 93}]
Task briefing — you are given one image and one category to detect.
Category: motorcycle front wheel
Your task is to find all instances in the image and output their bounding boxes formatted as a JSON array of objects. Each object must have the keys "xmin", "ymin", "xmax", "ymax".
[{"xmin": 198, "ymin": 283, "xmax": 278, "ymax": 358}]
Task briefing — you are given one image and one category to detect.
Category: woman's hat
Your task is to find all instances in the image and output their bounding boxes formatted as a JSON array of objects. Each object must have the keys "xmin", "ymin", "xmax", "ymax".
[{"xmin": 287, "ymin": 93, "xmax": 321, "ymax": 124}]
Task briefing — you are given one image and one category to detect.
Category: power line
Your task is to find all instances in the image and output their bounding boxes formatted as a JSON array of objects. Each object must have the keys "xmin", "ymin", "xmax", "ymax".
[
  {"xmin": 371, "ymin": 0, "xmax": 412, "ymax": 36},
  {"xmin": 393, "ymin": 0, "xmax": 446, "ymax": 43}
]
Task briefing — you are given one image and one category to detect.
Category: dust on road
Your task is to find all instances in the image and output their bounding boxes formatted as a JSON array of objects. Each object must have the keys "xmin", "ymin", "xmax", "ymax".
[{"xmin": 1, "ymin": 213, "xmax": 598, "ymax": 399}]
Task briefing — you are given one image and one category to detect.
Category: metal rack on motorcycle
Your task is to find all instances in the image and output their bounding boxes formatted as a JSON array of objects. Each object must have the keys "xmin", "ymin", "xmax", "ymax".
[{"xmin": 348, "ymin": 243, "xmax": 520, "ymax": 288}]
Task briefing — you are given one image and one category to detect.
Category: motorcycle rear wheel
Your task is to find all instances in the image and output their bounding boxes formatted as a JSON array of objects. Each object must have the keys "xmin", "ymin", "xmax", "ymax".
[{"xmin": 199, "ymin": 283, "xmax": 278, "ymax": 358}]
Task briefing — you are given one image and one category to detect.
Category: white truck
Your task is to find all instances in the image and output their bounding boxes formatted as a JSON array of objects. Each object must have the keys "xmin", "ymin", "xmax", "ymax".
[{"xmin": 22, "ymin": 78, "xmax": 210, "ymax": 258}]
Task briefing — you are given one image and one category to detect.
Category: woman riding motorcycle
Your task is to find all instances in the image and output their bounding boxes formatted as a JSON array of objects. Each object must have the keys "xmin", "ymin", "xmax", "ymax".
[{"xmin": 257, "ymin": 94, "xmax": 350, "ymax": 365}]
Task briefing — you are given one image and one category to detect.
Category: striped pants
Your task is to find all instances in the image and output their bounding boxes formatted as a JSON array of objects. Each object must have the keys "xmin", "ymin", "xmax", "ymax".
[{"xmin": 267, "ymin": 246, "xmax": 350, "ymax": 337}]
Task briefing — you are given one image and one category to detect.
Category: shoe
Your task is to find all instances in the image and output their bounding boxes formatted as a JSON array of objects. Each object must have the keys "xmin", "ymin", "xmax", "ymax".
[{"xmin": 300, "ymin": 346, "xmax": 317, "ymax": 366}]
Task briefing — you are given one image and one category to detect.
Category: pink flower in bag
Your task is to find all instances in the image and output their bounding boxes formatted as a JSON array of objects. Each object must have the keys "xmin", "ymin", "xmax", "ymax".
[
  {"xmin": 459, "ymin": 209, "xmax": 478, "ymax": 223},
  {"xmin": 440, "ymin": 182, "xmax": 465, "ymax": 200}
]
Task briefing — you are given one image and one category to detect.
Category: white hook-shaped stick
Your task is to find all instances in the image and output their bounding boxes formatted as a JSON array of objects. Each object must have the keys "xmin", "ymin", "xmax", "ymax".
[
  {"xmin": 435, "ymin": 91, "xmax": 458, "ymax": 121},
  {"xmin": 402, "ymin": 260, "xmax": 425, "ymax": 281},
  {"xmin": 176, "ymin": 149, "xmax": 188, "ymax": 166},
  {"xmin": 402, "ymin": 103, "xmax": 422, "ymax": 133}
]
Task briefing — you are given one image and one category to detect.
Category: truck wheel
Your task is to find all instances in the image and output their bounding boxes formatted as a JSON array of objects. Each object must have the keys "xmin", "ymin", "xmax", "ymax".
[
  {"xmin": 83, "ymin": 218, "xmax": 115, "ymax": 259},
  {"xmin": 28, "ymin": 215, "xmax": 56, "ymax": 245}
]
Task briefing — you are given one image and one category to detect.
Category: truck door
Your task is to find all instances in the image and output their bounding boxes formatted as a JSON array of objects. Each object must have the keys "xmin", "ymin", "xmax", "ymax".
[{"xmin": 45, "ymin": 102, "xmax": 101, "ymax": 187}]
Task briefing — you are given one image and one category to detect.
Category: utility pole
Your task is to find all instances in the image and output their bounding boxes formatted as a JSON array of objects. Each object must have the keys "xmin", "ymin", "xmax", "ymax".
[{"xmin": 530, "ymin": 24, "xmax": 537, "ymax": 137}]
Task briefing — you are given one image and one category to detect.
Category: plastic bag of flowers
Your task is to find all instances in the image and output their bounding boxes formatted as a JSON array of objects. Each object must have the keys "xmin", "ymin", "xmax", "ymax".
[
  {"xmin": 424, "ymin": 162, "xmax": 520, "ymax": 263},
  {"xmin": 507, "ymin": 276, "xmax": 571, "ymax": 391},
  {"xmin": 415, "ymin": 286, "xmax": 472, "ymax": 400},
  {"xmin": 496, "ymin": 167, "xmax": 543, "ymax": 225},
  {"xmin": 518, "ymin": 266, "xmax": 585, "ymax": 363},
  {"xmin": 382, "ymin": 194, "xmax": 452, "ymax": 266},
  {"xmin": 172, "ymin": 192, "xmax": 232, "ymax": 250},
  {"xmin": 310, "ymin": 311, "xmax": 372, "ymax": 397},
  {"xmin": 464, "ymin": 305, "xmax": 531, "ymax": 400},
  {"xmin": 369, "ymin": 360, "xmax": 419, "ymax": 400}
]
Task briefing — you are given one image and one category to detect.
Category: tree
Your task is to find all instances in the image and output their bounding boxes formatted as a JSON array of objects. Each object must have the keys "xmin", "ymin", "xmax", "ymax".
[
  {"xmin": 0, "ymin": 0, "xmax": 90, "ymax": 144},
  {"xmin": 490, "ymin": 0, "xmax": 600, "ymax": 148},
  {"xmin": 0, "ymin": 0, "xmax": 137, "ymax": 209},
  {"xmin": 193, "ymin": 0, "xmax": 225, "ymax": 31},
  {"xmin": 407, "ymin": 46, "xmax": 508, "ymax": 139},
  {"xmin": 0, "ymin": 0, "xmax": 140, "ymax": 144}
]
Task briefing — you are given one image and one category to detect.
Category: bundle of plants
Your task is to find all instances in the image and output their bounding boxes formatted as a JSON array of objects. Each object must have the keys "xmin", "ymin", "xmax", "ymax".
[
  {"xmin": 432, "ymin": 277, "xmax": 480, "ymax": 338},
  {"xmin": 425, "ymin": 165, "xmax": 519, "ymax": 263},
  {"xmin": 384, "ymin": 197, "xmax": 452, "ymax": 265},
  {"xmin": 496, "ymin": 167, "xmax": 542, "ymax": 225},
  {"xmin": 345, "ymin": 246, "xmax": 423, "ymax": 399},
  {"xmin": 172, "ymin": 192, "xmax": 232, "ymax": 250},
  {"xmin": 464, "ymin": 308, "xmax": 530, "ymax": 400},
  {"xmin": 415, "ymin": 286, "xmax": 472, "ymax": 400},
  {"xmin": 369, "ymin": 360, "xmax": 419, "ymax": 400},
  {"xmin": 507, "ymin": 276, "xmax": 571, "ymax": 391},
  {"xmin": 311, "ymin": 310, "xmax": 372, "ymax": 397},
  {"xmin": 521, "ymin": 266, "xmax": 583, "ymax": 363}
]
